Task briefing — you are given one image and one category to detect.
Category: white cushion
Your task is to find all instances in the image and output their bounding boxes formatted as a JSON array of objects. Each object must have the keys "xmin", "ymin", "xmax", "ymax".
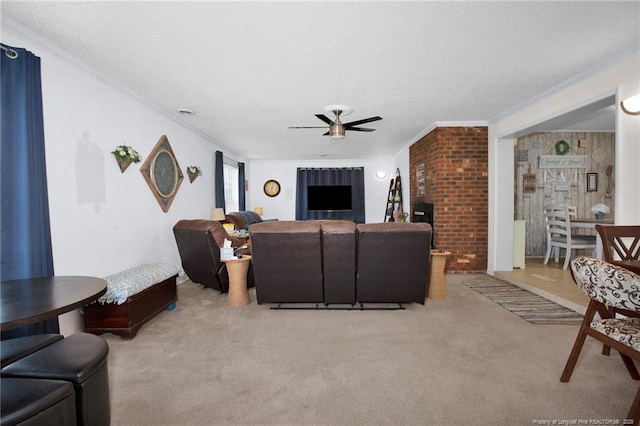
[{"xmin": 98, "ymin": 263, "xmax": 181, "ymax": 305}]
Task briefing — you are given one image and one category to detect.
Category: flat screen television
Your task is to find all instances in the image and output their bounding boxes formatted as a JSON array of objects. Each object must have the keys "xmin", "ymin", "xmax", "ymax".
[{"xmin": 307, "ymin": 185, "xmax": 352, "ymax": 211}]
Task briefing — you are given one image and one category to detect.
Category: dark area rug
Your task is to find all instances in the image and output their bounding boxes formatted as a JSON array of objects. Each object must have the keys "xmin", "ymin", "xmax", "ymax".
[{"xmin": 465, "ymin": 281, "xmax": 584, "ymax": 324}]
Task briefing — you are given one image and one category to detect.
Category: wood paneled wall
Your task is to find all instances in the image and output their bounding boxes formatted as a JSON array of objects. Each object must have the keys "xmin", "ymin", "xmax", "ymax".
[{"xmin": 514, "ymin": 132, "xmax": 615, "ymax": 256}]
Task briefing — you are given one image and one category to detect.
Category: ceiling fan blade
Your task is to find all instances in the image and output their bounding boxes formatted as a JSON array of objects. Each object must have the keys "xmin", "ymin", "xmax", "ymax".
[
  {"xmin": 343, "ymin": 116, "xmax": 382, "ymax": 127},
  {"xmin": 345, "ymin": 127, "xmax": 376, "ymax": 132},
  {"xmin": 289, "ymin": 126, "xmax": 329, "ymax": 129},
  {"xmin": 322, "ymin": 131, "xmax": 330, "ymax": 136},
  {"xmin": 315, "ymin": 114, "xmax": 333, "ymax": 125}
]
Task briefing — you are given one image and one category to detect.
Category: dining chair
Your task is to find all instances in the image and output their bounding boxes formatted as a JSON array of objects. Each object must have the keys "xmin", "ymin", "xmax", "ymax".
[
  {"xmin": 595, "ymin": 225, "xmax": 640, "ymax": 356},
  {"xmin": 560, "ymin": 257, "xmax": 640, "ymax": 424},
  {"xmin": 547, "ymin": 204, "xmax": 577, "ymax": 262},
  {"xmin": 543, "ymin": 204, "xmax": 596, "ymax": 269},
  {"xmin": 595, "ymin": 224, "xmax": 640, "ymax": 274}
]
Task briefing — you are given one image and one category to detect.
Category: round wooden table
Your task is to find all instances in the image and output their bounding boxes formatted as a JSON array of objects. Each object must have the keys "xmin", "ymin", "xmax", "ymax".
[
  {"xmin": 221, "ymin": 256, "xmax": 251, "ymax": 307},
  {"xmin": 428, "ymin": 250, "xmax": 451, "ymax": 299},
  {"xmin": 1, "ymin": 276, "xmax": 107, "ymax": 331}
]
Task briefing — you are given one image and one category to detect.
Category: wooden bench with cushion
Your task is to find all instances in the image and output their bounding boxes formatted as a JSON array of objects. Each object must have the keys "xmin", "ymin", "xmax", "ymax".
[{"xmin": 83, "ymin": 263, "xmax": 180, "ymax": 339}]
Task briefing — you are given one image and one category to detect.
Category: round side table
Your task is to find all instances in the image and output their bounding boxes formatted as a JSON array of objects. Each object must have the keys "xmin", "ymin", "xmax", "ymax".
[
  {"xmin": 221, "ymin": 255, "xmax": 251, "ymax": 307},
  {"xmin": 428, "ymin": 250, "xmax": 451, "ymax": 299}
]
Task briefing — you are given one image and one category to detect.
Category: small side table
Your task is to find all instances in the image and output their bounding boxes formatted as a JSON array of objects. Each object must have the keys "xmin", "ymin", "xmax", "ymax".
[
  {"xmin": 428, "ymin": 250, "xmax": 451, "ymax": 299},
  {"xmin": 221, "ymin": 255, "xmax": 251, "ymax": 307}
]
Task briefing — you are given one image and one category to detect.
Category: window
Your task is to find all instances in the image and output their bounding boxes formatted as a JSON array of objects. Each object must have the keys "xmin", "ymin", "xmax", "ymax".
[{"xmin": 223, "ymin": 160, "xmax": 239, "ymax": 213}]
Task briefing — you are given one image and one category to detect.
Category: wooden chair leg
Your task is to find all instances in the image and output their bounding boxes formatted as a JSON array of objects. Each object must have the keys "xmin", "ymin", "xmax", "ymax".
[
  {"xmin": 563, "ymin": 250, "xmax": 571, "ymax": 269},
  {"xmin": 544, "ymin": 245, "xmax": 552, "ymax": 264},
  {"xmin": 626, "ymin": 386, "xmax": 640, "ymax": 426},
  {"xmin": 620, "ymin": 353, "xmax": 640, "ymax": 380},
  {"xmin": 589, "ymin": 304, "xmax": 640, "ymax": 379},
  {"xmin": 561, "ymin": 301, "xmax": 599, "ymax": 382}
]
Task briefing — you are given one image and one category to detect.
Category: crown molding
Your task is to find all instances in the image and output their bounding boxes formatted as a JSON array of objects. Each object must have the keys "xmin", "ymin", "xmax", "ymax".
[
  {"xmin": 489, "ymin": 42, "xmax": 640, "ymax": 125},
  {"xmin": 1, "ymin": 18, "xmax": 242, "ymax": 156}
]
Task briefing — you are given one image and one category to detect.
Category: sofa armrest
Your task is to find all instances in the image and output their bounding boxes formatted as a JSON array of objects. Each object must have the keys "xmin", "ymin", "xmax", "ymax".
[{"xmin": 225, "ymin": 211, "xmax": 267, "ymax": 229}]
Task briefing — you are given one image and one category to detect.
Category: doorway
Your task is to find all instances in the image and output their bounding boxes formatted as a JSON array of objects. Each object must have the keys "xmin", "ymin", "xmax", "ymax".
[{"xmin": 494, "ymin": 94, "xmax": 617, "ymax": 309}]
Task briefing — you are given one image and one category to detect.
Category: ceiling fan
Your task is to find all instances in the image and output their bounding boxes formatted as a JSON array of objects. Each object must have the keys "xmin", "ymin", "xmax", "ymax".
[{"xmin": 289, "ymin": 105, "xmax": 382, "ymax": 139}]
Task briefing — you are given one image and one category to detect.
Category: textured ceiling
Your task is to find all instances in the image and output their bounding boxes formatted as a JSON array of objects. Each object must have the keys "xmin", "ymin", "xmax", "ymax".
[{"xmin": 2, "ymin": 1, "xmax": 637, "ymax": 160}]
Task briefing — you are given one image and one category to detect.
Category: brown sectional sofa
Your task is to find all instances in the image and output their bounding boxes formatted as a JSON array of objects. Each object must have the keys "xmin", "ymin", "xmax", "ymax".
[{"xmin": 249, "ymin": 220, "xmax": 432, "ymax": 306}]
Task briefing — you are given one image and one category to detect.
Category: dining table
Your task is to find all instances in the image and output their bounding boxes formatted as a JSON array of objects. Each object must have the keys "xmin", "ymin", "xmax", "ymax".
[
  {"xmin": 570, "ymin": 217, "xmax": 614, "ymax": 260},
  {"xmin": 570, "ymin": 217, "xmax": 614, "ymax": 228},
  {"xmin": 1, "ymin": 276, "xmax": 107, "ymax": 331}
]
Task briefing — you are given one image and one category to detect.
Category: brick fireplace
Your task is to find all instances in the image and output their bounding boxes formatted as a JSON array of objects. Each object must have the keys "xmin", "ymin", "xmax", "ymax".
[{"xmin": 409, "ymin": 126, "xmax": 488, "ymax": 273}]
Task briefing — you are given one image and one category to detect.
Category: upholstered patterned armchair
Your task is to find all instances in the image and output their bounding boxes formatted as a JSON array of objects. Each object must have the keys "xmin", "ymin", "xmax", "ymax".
[{"xmin": 561, "ymin": 257, "xmax": 640, "ymax": 423}]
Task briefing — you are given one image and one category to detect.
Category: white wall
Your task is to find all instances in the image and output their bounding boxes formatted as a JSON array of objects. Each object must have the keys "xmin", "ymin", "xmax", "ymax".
[
  {"xmin": 2, "ymin": 23, "xmax": 253, "ymax": 333},
  {"xmin": 2, "ymin": 22, "xmax": 405, "ymax": 334},
  {"xmin": 488, "ymin": 51, "xmax": 640, "ymax": 274},
  {"xmin": 2, "ymin": 25, "xmax": 249, "ymax": 278},
  {"xmin": 248, "ymin": 157, "xmax": 397, "ymax": 223}
]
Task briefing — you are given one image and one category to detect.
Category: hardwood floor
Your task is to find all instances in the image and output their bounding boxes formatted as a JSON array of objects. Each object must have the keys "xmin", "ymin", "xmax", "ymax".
[{"xmin": 494, "ymin": 257, "xmax": 590, "ymax": 314}]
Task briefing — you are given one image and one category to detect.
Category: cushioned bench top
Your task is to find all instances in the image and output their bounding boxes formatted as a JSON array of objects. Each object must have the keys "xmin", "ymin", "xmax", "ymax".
[{"xmin": 98, "ymin": 263, "xmax": 181, "ymax": 305}]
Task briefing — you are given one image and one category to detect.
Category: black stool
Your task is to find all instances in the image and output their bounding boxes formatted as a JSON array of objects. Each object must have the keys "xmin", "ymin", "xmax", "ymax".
[
  {"xmin": 1, "ymin": 377, "xmax": 76, "ymax": 426},
  {"xmin": 1, "ymin": 334, "xmax": 64, "ymax": 368},
  {"xmin": 2, "ymin": 332, "xmax": 110, "ymax": 426}
]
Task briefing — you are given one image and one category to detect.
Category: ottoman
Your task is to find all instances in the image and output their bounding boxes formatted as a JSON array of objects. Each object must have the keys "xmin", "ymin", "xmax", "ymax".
[
  {"xmin": 2, "ymin": 332, "xmax": 110, "ymax": 426},
  {"xmin": 1, "ymin": 377, "xmax": 76, "ymax": 426},
  {"xmin": 1, "ymin": 334, "xmax": 64, "ymax": 368}
]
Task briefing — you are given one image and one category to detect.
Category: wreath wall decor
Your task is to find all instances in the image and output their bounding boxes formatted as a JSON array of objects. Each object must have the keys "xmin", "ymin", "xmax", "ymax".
[{"xmin": 554, "ymin": 140, "xmax": 571, "ymax": 156}]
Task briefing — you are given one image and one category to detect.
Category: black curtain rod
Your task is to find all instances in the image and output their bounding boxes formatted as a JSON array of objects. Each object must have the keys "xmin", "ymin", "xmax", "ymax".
[{"xmin": 1, "ymin": 44, "xmax": 18, "ymax": 59}]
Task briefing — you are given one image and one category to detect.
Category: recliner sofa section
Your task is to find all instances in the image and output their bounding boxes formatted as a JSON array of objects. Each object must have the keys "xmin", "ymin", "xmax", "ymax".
[
  {"xmin": 356, "ymin": 222, "xmax": 431, "ymax": 304},
  {"xmin": 249, "ymin": 220, "xmax": 431, "ymax": 305},
  {"xmin": 317, "ymin": 220, "xmax": 357, "ymax": 305},
  {"xmin": 249, "ymin": 220, "xmax": 324, "ymax": 304},
  {"xmin": 173, "ymin": 219, "xmax": 254, "ymax": 293}
]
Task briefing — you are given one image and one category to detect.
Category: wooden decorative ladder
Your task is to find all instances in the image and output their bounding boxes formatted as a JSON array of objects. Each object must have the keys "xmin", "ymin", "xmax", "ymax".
[{"xmin": 384, "ymin": 168, "xmax": 404, "ymax": 222}]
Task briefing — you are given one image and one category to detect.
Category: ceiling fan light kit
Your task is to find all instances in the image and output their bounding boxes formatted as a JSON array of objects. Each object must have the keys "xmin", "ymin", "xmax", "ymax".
[
  {"xmin": 330, "ymin": 123, "xmax": 345, "ymax": 139},
  {"xmin": 290, "ymin": 104, "xmax": 382, "ymax": 139}
]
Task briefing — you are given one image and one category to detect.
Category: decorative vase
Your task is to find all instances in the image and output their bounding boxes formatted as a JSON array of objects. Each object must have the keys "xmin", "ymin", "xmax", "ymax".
[
  {"xmin": 115, "ymin": 156, "xmax": 132, "ymax": 173},
  {"xmin": 594, "ymin": 212, "xmax": 604, "ymax": 220},
  {"xmin": 188, "ymin": 172, "xmax": 199, "ymax": 183}
]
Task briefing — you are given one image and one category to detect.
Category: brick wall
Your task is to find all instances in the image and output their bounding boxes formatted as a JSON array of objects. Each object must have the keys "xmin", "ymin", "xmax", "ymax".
[{"xmin": 409, "ymin": 126, "xmax": 488, "ymax": 272}]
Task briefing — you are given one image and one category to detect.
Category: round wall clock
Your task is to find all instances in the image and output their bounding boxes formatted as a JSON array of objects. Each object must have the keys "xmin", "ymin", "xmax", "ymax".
[{"xmin": 263, "ymin": 179, "xmax": 281, "ymax": 197}]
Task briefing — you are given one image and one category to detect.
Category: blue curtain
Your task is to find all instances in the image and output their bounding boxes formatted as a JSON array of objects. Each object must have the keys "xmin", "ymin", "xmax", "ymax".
[
  {"xmin": 238, "ymin": 162, "xmax": 245, "ymax": 211},
  {"xmin": 214, "ymin": 150, "xmax": 226, "ymax": 212},
  {"xmin": 295, "ymin": 167, "xmax": 365, "ymax": 223},
  {"xmin": 1, "ymin": 44, "xmax": 58, "ymax": 338}
]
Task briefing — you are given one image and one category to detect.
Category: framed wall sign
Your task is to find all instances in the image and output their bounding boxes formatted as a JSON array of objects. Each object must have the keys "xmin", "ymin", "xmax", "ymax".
[
  {"xmin": 140, "ymin": 135, "xmax": 184, "ymax": 212},
  {"xmin": 587, "ymin": 173, "xmax": 598, "ymax": 192},
  {"xmin": 416, "ymin": 163, "xmax": 425, "ymax": 196},
  {"xmin": 539, "ymin": 155, "xmax": 587, "ymax": 168}
]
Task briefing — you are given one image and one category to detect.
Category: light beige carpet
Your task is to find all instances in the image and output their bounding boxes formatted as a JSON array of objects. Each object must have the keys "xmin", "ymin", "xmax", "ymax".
[{"xmin": 102, "ymin": 273, "xmax": 636, "ymax": 425}]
